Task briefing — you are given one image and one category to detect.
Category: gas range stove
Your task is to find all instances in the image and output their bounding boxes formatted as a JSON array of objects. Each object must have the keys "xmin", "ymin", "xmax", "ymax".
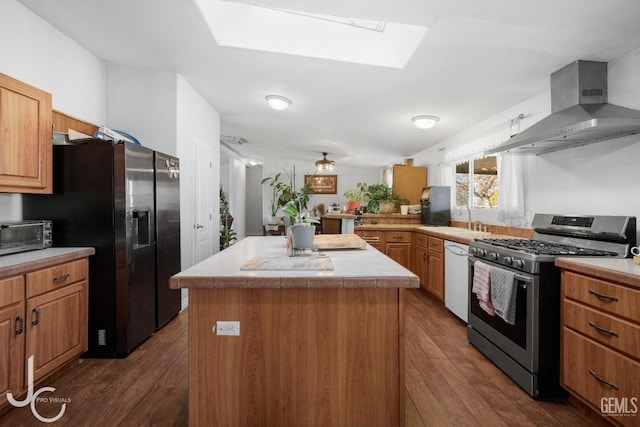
[{"xmin": 468, "ymin": 214, "xmax": 636, "ymax": 274}]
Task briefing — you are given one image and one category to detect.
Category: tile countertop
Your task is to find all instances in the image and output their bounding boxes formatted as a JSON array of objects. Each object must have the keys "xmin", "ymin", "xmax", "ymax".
[
  {"xmin": 0, "ymin": 247, "xmax": 96, "ymax": 279},
  {"xmin": 170, "ymin": 235, "xmax": 419, "ymax": 290},
  {"xmin": 355, "ymin": 224, "xmax": 508, "ymax": 245},
  {"xmin": 555, "ymin": 257, "xmax": 640, "ymax": 289}
]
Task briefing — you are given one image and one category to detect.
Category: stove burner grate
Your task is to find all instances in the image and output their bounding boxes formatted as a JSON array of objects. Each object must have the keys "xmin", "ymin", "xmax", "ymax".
[{"xmin": 474, "ymin": 238, "xmax": 618, "ymax": 256}]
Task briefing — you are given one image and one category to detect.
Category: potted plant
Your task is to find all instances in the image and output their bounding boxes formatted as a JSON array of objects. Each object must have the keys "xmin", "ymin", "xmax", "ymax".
[
  {"xmin": 220, "ymin": 225, "xmax": 237, "ymax": 251},
  {"xmin": 282, "ymin": 189, "xmax": 318, "ymax": 251},
  {"xmin": 220, "ymin": 186, "xmax": 233, "ymax": 228},
  {"xmin": 261, "ymin": 172, "xmax": 288, "ymax": 224},
  {"xmin": 361, "ymin": 183, "xmax": 409, "ymax": 214},
  {"xmin": 343, "ymin": 185, "xmax": 365, "ymax": 213}
]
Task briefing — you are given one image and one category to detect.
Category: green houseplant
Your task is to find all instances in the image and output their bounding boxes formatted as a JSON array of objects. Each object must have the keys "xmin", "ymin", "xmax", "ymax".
[
  {"xmin": 261, "ymin": 172, "xmax": 288, "ymax": 224},
  {"xmin": 282, "ymin": 184, "xmax": 318, "ymax": 251},
  {"xmin": 361, "ymin": 183, "xmax": 409, "ymax": 214},
  {"xmin": 343, "ymin": 185, "xmax": 366, "ymax": 212}
]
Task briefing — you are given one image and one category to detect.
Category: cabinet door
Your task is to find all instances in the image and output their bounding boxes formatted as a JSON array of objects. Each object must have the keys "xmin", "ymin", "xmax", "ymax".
[
  {"xmin": 413, "ymin": 245, "xmax": 428, "ymax": 291},
  {"xmin": 0, "ymin": 275, "xmax": 25, "ymax": 407},
  {"xmin": 427, "ymin": 248, "xmax": 444, "ymax": 302},
  {"xmin": 26, "ymin": 281, "xmax": 87, "ymax": 383},
  {"xmin": 386, "ymin": 243, "xmax": 411, "ymax": 270},
  {"xmin": 0, "ymin": 73, "xmax": 52, "ymax": 194}
]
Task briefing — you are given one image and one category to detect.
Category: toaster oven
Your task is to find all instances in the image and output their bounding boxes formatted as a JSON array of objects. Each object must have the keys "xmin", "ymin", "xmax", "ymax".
[{"xmin": 0, "ymin": 220, "xmax": 52, "ymax": 256}]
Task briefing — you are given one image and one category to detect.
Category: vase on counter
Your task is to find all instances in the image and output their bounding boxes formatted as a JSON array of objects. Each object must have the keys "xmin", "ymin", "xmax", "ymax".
[{"xmin": 290, "ymin": 224, "xmax": 316, "ymax": 250}]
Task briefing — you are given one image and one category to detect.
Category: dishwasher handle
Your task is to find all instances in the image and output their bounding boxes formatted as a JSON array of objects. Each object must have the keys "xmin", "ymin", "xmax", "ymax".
[{"xmin": 444, "ymin": 244, "xmax": 468, "ymax": 256}]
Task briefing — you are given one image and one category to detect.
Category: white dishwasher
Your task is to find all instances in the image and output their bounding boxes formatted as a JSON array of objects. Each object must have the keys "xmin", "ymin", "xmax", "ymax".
[{"xmin": 444, "ymin": 240, "xmax": 469, "ymax": 322}]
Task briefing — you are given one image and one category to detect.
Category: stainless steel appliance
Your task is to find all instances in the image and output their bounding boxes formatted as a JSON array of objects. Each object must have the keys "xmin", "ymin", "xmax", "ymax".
[
  {"xmin": 486, "ymin": 60, "xmax": 640, "ymax": 156},
  {"xmin": 444, "ymin": 240, "xmax": 469, "ymax": 322},
  {"xmin": 0, "ymin": 220, "xmax": 52, "ymax": 256},
  {"xmin": 420, "ymin": 186, "xmax": 450, "ymax": 226},
  {"xmin": 154, "ymin": 151, "xmax": 181, "ymax": 329},
  {"xmin": 22, "ymin": 140, "xmax": 181, "ymax": 357},
  {"xmin": 467, "ymin": 214, "xmax": 636, "ymax": 399}
]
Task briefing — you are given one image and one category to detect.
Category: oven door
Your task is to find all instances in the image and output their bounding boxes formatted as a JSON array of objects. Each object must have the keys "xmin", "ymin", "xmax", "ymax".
[{"xmin": 467, "ymin": 257, "xmax": 538, "ymax": 372}]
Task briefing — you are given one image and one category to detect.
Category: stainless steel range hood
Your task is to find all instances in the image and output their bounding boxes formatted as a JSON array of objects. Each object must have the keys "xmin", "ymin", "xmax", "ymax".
[{"xmin": 487, "ymin": 60, "xmax": 640, "ymax": 155}]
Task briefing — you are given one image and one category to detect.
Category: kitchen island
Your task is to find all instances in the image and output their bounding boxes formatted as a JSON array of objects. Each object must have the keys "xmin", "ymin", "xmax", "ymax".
[{"xmin": 170, "ymin": 236, "xmax": 419, "ymax": 427}]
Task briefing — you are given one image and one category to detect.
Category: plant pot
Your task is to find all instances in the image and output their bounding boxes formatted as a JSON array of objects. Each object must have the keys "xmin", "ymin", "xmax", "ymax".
[
  {"xmin": 290, "ymin": 224, "xmax": 316, "ymax": 250},
  {"xmin": 221, "ymin": 214, "xmax": 234, "ymax": 228},
  {"xmin": 400, "ymin": 205, "xmax": 409, "ymax": 215},
  {"xmin": 378, "ymin": 201, "xmax": 397, "ymax": 214},
  {"xmin": 345, "ymin": 201, "xmax": 361, "ymax": 213},
  {"xmin": 267, "ymin": 216, "xmax": 280, "ymax": 225}
]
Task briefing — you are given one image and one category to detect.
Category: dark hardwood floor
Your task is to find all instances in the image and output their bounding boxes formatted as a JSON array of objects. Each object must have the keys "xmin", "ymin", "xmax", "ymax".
[{"xmin": 1, "ymin": 289, "xmax": 591, "ymax": 426}]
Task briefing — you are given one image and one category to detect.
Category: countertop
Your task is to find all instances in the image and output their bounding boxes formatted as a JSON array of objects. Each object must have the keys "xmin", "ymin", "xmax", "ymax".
[
  {"xmin": 0, "ymin": 247, "xmax": 96, "ymax": 279},
  {"xmin": 355, "ymin": 224, "xmax": 502, "ymax": 244},
  {"xmin": 170, "ymin": 236, "xmax": 419, "ymax": 289},
  {"xmin": 555, "ymin": 257, "xmax": 640, "ymax": 289}
]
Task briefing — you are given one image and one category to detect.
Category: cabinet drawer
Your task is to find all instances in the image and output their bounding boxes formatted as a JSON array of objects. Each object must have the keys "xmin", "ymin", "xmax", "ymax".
[
  {"xmin": 427, "ymin": 236, "xmax": 444, "ymax": 252},
  {"xmin": 562, "ymin": 329, "xmax": 640, "ymax": 426},
  {"xmin": 26, "ymin": 259, "xmax": 87, "ymax": 298},
  {"xmin": 564, "ymin": 299, "xmax": 640, "ymax": 358},
  {"xmin": 356, "ymin": 230, "xmax": 384, "ymax": 243},
  {"xmin": 386, "ymin": 231, "xmax": 411, "ymax": 243},
  {"xmin": 0, "ymin": 275, "xmax": 24, "ymax": 307},
  {"xmin": 414, "ymin": 233, "xmax": 427, "ymax": 247},
  {"xmin": 562, "ymin": 271, "xmax": 640, "ymax": 323}
]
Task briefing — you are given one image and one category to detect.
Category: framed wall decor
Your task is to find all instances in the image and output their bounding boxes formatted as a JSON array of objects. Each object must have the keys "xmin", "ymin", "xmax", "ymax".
[{"xmin": 305, "ymin": 174, "xmax": 337, "ymax": 194}]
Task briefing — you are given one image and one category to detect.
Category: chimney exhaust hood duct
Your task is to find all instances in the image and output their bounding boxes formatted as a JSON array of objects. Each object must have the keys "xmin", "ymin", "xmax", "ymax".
[{"xmin": 487, "ymin": 60, "xmax": 640, "ymax": 155}]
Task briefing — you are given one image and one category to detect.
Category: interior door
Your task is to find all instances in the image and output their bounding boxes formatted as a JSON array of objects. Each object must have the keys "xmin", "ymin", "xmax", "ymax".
[{"xmin": 193, "ymin": 137, "xmax": 214, "ymax": 264}]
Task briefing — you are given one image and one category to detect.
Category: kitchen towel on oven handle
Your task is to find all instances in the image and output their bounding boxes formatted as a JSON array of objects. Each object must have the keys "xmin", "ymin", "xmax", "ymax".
[
  {"xmin": 490, "ymin": 267, "xmax": 517, "ymax": 325},
  {"xmin": 472, "ymin": 261, "xmax": 495, "ymax": 316}
]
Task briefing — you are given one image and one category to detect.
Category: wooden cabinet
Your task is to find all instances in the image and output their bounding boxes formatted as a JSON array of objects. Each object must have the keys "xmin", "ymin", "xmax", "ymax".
[
  {"xmin": 412, "ymin": 233, "xmax": 428, "ymax": 291},
  {"xmin": 561, "ymin": 270, "xmax": 640, "ymax": 426},
  {"xmin": 355, "ymin": 230, "xmax": 411, "ymax": 270},
  {"xmin": 25, "ymin": 259, "xmax": 88, "ymax": 383},
  {"xmin": 0, "ymin": 276, "xmax": 25, "ymax": 408},
  {"xmin": 355, "ymin": 230, "xmax": 385, "ymax": 252},
  {"xmin": 0, "ymin": 257, "xmax": 88, "ymax": 410},
  {"xmin": 384, "ymin": 165, "xmax": 427, "ymax": 205},
  {"xmin": 426, "ymin": 237, "xmax": 445, "ymax": 302},
  {"xmin": 0, "ymin": 73, "xmax": 52, "ymax": 194}
]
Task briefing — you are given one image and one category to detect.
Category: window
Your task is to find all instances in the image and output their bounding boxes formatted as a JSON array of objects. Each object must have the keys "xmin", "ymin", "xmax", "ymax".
[{"xmin": 455, "ymin": 156, "xmax": 499, "ymax": 208}]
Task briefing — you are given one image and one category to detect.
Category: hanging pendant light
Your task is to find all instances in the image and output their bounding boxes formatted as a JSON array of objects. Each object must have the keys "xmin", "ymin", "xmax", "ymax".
[{"xmin": 315, "ymin": 152, "xmax": 335, "ymax": 171}]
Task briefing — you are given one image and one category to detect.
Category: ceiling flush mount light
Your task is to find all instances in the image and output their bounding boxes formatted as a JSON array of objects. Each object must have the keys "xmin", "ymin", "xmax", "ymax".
[
  {"xmin": 412, "ymin": 115, "xmax": 440, "ymax": 130},
  {"xmin": 266, "ymin": 95, "xmax": 291, "ymax": 110},
  {"xmin": 315, "ymin": 152, "xmax": 335, "ymax": 171}
]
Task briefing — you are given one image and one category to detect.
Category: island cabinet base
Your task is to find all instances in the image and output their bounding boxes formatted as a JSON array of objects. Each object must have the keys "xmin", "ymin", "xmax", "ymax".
[{"xmin": 188, "ymin": 287, "xmax": 406, "ymax": 427}]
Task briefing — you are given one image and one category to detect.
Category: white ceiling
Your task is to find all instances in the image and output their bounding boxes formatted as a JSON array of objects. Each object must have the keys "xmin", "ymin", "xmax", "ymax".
[{"xmin": 18, "ymin": 0, "xmax": 640, "ymax": 168}]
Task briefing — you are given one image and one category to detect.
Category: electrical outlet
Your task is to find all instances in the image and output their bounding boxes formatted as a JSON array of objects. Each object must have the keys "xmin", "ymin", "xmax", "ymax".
[{"xmin": 215, "ymin": 321, "xmax": 240, "ymax": 336}]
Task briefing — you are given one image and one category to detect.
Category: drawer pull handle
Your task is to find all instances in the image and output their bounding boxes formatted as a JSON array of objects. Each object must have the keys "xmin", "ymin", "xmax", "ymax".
[
  {"xmin": 588, "ymin": 289, "xmax": 618, "ymax": 301},
  {"xmin": 31, "ymin": 308, "xmax": 40, "ymax": 326},
  {"xmin": 588, "ymin": 321, "xmax": 618, "ymax": 337},
  {"xmin": 588, "ymin": 369, "xmax": 619, "ymax": 390},
  {"xmin": 53, "ymin": 273, "xmax": 71, "ymax": 282},
  {"xmin": 15, "ymin": 317, "xmax": 24, "ymax": 335}
]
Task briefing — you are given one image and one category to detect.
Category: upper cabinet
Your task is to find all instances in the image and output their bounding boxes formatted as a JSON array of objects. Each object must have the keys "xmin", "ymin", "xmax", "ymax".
[
  {"xmin": 0, "ymin": 73, "xmax": 52, "ymax": 194},
  {"xmin": 384, "ymin": 164, "xmax": 427, "ymax": 205}
]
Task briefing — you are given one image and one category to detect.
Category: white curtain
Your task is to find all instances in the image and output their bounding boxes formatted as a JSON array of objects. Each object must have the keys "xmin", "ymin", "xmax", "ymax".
[
  {"xmin": 497, "ymin": 154, "xmax": 527, "ymax": 226},
  {"xmin": 434, "ymin": 164, "xmax": 453, "ymax": 187}
]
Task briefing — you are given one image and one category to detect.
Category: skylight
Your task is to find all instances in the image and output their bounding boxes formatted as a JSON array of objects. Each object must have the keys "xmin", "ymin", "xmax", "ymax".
[{"xmin": 194, "ymin": 0, "xmax": 428, "ymax": 69}]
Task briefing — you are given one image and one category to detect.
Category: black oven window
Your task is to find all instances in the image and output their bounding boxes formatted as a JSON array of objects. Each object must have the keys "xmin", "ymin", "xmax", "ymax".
[{"xmin": 470, "ymin": 279, "xmax": 528, "ymax": 350}]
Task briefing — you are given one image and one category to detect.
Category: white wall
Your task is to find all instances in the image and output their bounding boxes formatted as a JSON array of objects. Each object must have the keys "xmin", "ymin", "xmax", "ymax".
[
  {"xmin": 261, "ymin": 154, "xmax": 380, "ymax": 222},
  {"xmin": 0, "ymin": 0, "xmax": 106, "ymax": 217},
  {"xmin": 246, "ymin": 165, "xmax": 264, "ymax": 235},
  {"xmin": 412, "ymin": 48, "xmax": 640, "ymax": 236},
  {"xmin": 176, "ymin": 74, "xmax": 220, "ymax": 269},
  {"xmin": 106, "ymin": 66, "xmax": 177, "ymax": 156}
]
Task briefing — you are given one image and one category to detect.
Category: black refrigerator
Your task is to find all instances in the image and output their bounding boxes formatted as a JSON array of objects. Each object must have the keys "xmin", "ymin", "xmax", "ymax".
[
  {"xmin": 153, "ymin": 151, "xmax": 181, "ymax": 329},
  {"xmin": 23, "ymin": 140, "xmax": 181, "ymax": 357}
]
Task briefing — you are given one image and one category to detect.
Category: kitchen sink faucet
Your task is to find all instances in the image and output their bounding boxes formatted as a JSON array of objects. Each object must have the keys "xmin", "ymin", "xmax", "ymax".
[{"xmin": 458, "ymin": 205, "xmax": 471, "ymax": 229}]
